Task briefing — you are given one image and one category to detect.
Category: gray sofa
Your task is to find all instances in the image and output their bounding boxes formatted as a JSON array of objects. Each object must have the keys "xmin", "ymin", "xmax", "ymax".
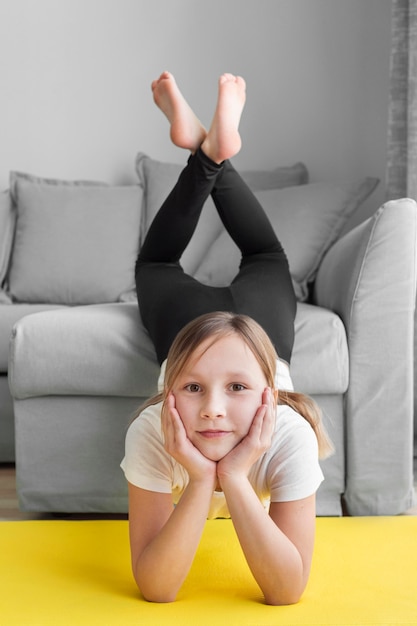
[{"xmin": 2, "ymin": 154, "xmax": 416, "ymax": 516}]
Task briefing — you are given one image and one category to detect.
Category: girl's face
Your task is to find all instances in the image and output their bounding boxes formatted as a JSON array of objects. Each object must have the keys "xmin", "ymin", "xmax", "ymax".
[{"xmin": 172, "ymin": 334, "xmax": 269, "ymax": 461}]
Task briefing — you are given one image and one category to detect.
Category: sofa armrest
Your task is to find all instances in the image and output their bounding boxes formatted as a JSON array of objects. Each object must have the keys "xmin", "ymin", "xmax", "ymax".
[{"xmin": 314, "ymin": 198, "xmax": 417, "ymax": 514}]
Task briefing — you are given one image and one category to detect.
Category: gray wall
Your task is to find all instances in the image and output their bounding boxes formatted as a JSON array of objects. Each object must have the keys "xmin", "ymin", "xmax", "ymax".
[{"xmin": 0, "ymin": 0, "xmax": 392, "ymax": 227}]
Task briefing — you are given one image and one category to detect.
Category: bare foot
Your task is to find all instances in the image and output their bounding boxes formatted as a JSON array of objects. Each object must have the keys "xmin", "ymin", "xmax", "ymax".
[
  {"xmin": 201, "ymin": 74, "xmax": 246, "ymax": 164},
  {"xmin": 151, "ymin": 72, "xmax": 207, "ymax": 152}
]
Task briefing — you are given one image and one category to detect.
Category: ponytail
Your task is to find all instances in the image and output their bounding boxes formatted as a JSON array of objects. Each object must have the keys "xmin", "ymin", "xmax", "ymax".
[{"xmin": 278, "ymin": 390, "xmax": 334, "ymax": 460}]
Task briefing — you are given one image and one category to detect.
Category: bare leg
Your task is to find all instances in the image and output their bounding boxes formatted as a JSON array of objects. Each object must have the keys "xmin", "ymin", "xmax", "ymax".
[{"xmin": 151, "ymin": 71, "xmax": 207, "ymax": 153}]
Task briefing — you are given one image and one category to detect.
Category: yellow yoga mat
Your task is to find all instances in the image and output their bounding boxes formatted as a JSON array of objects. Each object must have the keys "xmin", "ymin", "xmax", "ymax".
[{"xmin": 1, "ymin": 517, "xmax": 416, "ymax": 625}]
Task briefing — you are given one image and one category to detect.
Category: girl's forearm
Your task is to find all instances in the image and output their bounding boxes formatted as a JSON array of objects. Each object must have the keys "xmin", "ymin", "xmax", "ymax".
[
  {"xmin": 133, "ymin": 479, "xmax": 214, "ymax": 603},
  {"xmin": 221, "ymin": 476, "xmax": 304, "ymax": 605}
]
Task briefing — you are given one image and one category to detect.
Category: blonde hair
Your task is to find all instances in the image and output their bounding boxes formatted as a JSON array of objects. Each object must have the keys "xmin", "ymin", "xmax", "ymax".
[{"xmin": 136, "ymin": 311, "xmax": 333, "ymax": 459}]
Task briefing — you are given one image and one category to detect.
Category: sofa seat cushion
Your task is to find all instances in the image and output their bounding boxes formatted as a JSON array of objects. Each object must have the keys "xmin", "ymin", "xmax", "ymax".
[
  {"xmin": 9, "ymin": 302, "xmax": 349, "ymax": 400},
  {"xmin": 8, "ymin": 303, "xmax": 160, "ymax": 400},
  {"xmin": 0, "ymin": 304, "xmax": 68, "ymax": 372}
]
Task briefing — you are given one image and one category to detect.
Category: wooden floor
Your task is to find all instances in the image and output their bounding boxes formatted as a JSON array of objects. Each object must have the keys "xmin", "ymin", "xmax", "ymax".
[
  {"xmin": 0, "ymin": 463, "xmax": 59, "ymax": 520},
  {"xmin": 0, "ymin": 464, "xmax": 42, "ymax": 520}
]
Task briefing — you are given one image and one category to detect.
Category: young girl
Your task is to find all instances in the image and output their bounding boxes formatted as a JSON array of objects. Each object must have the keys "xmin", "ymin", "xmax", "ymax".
[{"xmin": 121, "ymin": 72, "xmax": 333, "ymax": 606}]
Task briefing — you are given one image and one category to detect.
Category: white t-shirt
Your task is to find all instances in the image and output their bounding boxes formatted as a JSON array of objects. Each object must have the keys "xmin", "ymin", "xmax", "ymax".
[{"xmin": 121, "ymin": 399, "xmax": 324, "ymax": 520}]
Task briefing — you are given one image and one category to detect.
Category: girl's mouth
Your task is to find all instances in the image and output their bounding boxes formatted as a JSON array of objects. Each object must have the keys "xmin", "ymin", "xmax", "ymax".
[{"xmin": 198, "ymin": 430, "xmax": 230, "ymax": 439}]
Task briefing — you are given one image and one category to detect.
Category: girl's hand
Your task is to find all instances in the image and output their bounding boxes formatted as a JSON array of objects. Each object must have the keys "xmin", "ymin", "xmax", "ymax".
[
  {"xmin": 217, "ymin": 387, "xmax": 275, "ymax": 485},
  {"xmin": 162, "ymin": 393, "xmax": 217, "ymax": 485}
]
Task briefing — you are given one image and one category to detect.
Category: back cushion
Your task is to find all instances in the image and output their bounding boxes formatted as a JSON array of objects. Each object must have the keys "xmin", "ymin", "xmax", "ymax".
[
  {"xmin": 7, "ymin": 172, "xmax": 143, "ymax": 305},
  {"xmin": 194, "ymin": 178, "xmax": 379, "ymax": 300}
]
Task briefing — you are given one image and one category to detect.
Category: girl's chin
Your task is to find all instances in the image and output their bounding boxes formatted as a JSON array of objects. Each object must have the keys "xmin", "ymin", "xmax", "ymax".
[
  {"xmin": 191, "ymin": 432, "xmax": 245, "ymax": 461},
  {"xmin": 193, "ymin": 442, "xmax": 237, "ymax": 462}
]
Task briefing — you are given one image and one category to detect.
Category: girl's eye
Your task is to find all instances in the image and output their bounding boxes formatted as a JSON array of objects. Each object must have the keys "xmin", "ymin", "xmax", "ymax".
[
  {"xmin": 185, "ymin": 383, "xmax": 201, "ymax": 393},
  {"xmin": 230, "ymin": 383, "xmax": 246, "ymax": 392}
]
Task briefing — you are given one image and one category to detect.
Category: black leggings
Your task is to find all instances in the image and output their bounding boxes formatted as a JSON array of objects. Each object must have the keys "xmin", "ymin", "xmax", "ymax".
[{"xmin": 135, "ymin": 149, "xmax": 296, "ymax": 365}]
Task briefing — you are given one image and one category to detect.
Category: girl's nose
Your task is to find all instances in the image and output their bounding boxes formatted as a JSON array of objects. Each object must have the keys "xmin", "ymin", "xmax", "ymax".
[{"xmin": 201, "ymin": 391, "xmax": 226, "ymax": 419}]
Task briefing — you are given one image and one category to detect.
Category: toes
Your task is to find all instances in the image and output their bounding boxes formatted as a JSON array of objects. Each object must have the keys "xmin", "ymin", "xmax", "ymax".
[
  {"xmin": 152, "ymin": 71, "xmax": 174, "ymax": 91},
  {"xmin": 160, "ymin": 70, "xmax": 173, "ymax": 81},
  {"xmin": 219, "ymin": 73, "xmax": 235, "ymax": 85},
  {"xmin": 218, "ymin": 74, "xmax": 246, "ymax": 92}
]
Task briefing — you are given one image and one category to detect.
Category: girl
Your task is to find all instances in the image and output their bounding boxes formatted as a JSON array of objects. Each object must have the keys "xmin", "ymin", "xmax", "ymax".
[{"xmin": 121, "ymin": 72, "xmax": 333, "ymax": 605}]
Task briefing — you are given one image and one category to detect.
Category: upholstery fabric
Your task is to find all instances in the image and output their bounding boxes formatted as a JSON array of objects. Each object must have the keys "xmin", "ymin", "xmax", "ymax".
[
  {"xmin": 8, "ymin": 302, "xmax": 348, "ymax": 400},
  {"xmin": 0, "ymin": 303, "xmax": 67, "ymax": 372},
  {"xmin": 194, "ymin": 178, "xmax": 379, "ymax": 300},
  {"xmin": 315, "ymin": 197, "xmax": 417, "ymax": 514},
  {"xmin": 0, "ymin": 376, "xmax": 14, "ymax": 459},
  {"xmin": 9, "ymin": 304, "xmax": 160, "ymax": 399},
  {"xmin": 7, "ymin": 172, "xmax": 143, "ymax": 305},
  {"xmin": 0, "ymin": 191, "xmax": 15, "ymax": 287}
]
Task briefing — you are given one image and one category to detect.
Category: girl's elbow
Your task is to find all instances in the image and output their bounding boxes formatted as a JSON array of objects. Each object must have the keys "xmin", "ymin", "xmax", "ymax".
[
  {"xmin": 265, "ymin": 589, "xmax": 303, "ymax": 606},
  {"xmin": 136, "ymin": 582, "xmax": 178, "ymax": 603},
  {"xmin": 134, "ymin": 575, "xmax": 178, "ymax": 604},
  {"xmin": 264, "ymin": 579, "xmax": 306, "ymax": 606},
  {"xmin": 142, "ymin": 590, "xmax": 178, "ymax": 604}
]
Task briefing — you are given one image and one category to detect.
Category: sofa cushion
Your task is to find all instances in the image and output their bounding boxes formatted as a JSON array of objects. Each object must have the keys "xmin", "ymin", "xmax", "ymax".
[
  {"xmin": 0, "ymin": 191, "xmax": 15, "ymax": 288},
  {"xmin": 8, "ymin": 304, "xmax": 160, "ymax": 400},
  {"xmin": 193, "ymin": 178, "xmax": 379, "ymax": 300},
  {"xmin": 7, "ymin": 172, "xmax": 143, "ymax": 305},
  {"xmin": 8, "ymin": 302, "xmax": 348, "ymax": 399},
  {"xmin": 135, "ymin": 153, "xmax": 309, "ymax": 276},
  {"xmin": 0, "ymin": 291, "xmax": 12, "ymax": 304},
  {"xmin": 0, "ymin": 304, "xmax": 68, "ymax": 372}
]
